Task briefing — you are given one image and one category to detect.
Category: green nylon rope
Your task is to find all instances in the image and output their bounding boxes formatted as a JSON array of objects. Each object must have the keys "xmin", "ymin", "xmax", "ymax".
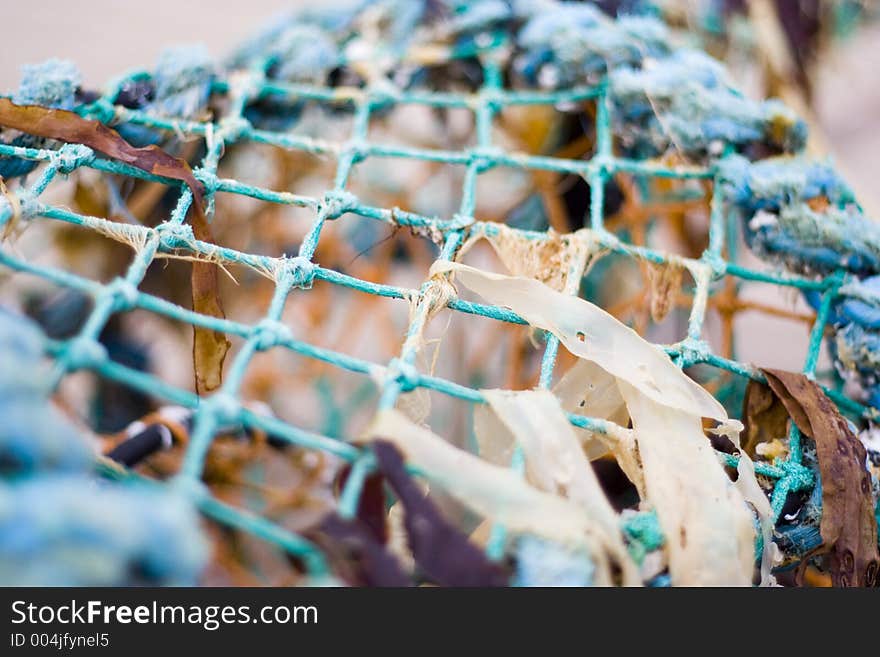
[{"xmin": 0, "ymin": 33, "xmax": 868, "ymax": 576}]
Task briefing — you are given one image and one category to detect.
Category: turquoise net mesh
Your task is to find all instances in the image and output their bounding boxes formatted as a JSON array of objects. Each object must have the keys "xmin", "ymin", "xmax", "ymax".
[{"xmin": 1, "ymin": 1, "xmax": 878, "ymax": 585}]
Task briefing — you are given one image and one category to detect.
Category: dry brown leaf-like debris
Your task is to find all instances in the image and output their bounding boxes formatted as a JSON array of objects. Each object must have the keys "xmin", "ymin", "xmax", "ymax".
[
  {"xmin": 0, "ymin": 99, "xmax": 229, "ymax": 393},
  {"xmin": 760, "ymin": 368, "xmax": 880, "ymax": 587},
  {"xmin": 645, "ymin": 261, "xmax": 683, "ymax": 323},
  {"xmin": 191, "ymin": 262, "xmax": 229, "ymax": 395},
  {"xmin": 372, "ymin": 441, "xmax": 509, "ymax": 587},
  {"xmin": 306, "ymin": 513, "xmax": 411, "ymax": 587},
  {"xmin": 0, "ymin": 99, "xmax": 205, "ymax": 209},
  {"xmin": 742, "ymin": 378, "xmax": 791, "ymax": 459}
]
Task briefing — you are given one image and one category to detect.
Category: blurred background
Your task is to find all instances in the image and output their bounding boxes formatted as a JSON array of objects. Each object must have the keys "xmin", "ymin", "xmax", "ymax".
[{"xmin": 1, "ymin": 0, "xmax": 877, "ymax": 206}]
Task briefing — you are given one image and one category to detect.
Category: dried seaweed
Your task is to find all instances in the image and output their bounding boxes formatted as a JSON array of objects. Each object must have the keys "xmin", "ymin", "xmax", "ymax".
[
  {"xmin": 742, "ymin": 378, "xmax": 790, "ymax": 458},
  {"xmin": 645, "ymin": 261, "xmax": 683, "ymax": 323},
  {"xmin": 368, "ymin": 410, "xmax": 597, "ymax": 546},
  {"xmin": 461, "ymin": 225, "xmax": 592, "ymax": 292},
  {"xmin": 760, "ymin": 368, "xmax": 880, "ymax": 587},
  {"xmin": 372, "ymin": 441, "xmax": 508, "ymax": 587},
  {"xmin": 307, "ymin": 513, "xmax": 410, "ymax": 587},
  {"xmin": 335, "ymin": 465, "xmax": 388, "ymax": 544},
  {"xmin": 436, "ymin": 260, "xmax": 760, "ymax": 585},
  {"xmin": 0, "ymin": 99, "xmax": 229, "ymax": 393},
  {"xmin": 191, "ymin": 264, "xmax": 229, "ymax": 394},
  {"xmin": 479, "ymin": 388, "xmax": 640, "ymax": 585},
  {"xmin": 0, "ymin": 99, "xmax": 205, "ymax": 208}
]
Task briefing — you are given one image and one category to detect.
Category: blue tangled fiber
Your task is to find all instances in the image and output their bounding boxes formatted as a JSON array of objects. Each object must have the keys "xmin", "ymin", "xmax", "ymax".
[
  {"xmin": 114, "ymin": 45, "xmax": 217, "ymax": 147},
  {"xmin": 513, "ymin": 535, "xmax": 595, "ymax": 587},
  {"xmin": 0, "ymin": 59, "xmax": 83, "ymax": 179},
  {"xmin": 0, "ymin": 477, "xmax": 207, "ymax": 586},
  {"xmin": 0, "ymin": 308, "xmax": 208, "ymax": 586},
  {"xmin": 719, "ymin": 156, "xmax": 880, "ymax": 409}
]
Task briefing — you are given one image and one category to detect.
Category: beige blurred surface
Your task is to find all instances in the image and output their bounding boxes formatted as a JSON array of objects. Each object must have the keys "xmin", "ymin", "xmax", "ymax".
[
  {"xmin": 814, "ymin": 24, "xmax": 880, "ymax": 215},
  {"xmin": 0, "ymin": 0, "xmax": 301, "ymax": 89}
]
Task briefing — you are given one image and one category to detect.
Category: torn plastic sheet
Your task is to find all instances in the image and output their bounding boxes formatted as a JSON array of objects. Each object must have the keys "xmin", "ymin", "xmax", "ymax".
[
  {"xmin": 550, "ymin": 360, "xmax": 642, "ymax": 489},
  {"xmin": 730, "ymin": 437, "xmax": 778, "ymax": 586},
  {"xmin": 365, "ymin": 409, "xmax": 638, "ymax": 585},
  {"xmin": 475, "ymin": 362, "xmax": 645, "ymax": 503},
  {"xmin": 619, "ymin": 381, "xmax": 755, "ymax": 585},
  {"xmin": 434, "ymin": 260, "xmax": 766, "ymax": 585},
  {"xmin": 430, "ymin": 260, "xmax": 727, "ymax": 421},
  {"xmin": 479, "ymin": 388, "xmax": 640, "ymax": 584},
  {"xmin": 474, "ymin": 361, "xmax": 629, "ymax": 468}
]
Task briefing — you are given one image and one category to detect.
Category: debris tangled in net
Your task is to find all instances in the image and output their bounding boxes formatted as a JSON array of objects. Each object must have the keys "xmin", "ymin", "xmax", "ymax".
[{"xmin": 0, "ymin": 0, "xmax": 878, "ymax": 587}]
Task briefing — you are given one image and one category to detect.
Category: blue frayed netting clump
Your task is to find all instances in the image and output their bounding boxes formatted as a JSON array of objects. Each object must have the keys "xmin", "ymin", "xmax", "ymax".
[
  {"xmin": 0, "ymin": 1, "xmax": 878, "ymax": 586},
  {"xmin": 0, "ymin": 309, "xmax": 207, "ymax": 586}
]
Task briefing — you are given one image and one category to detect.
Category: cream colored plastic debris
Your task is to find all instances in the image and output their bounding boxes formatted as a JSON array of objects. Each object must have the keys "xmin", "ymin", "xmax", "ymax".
[
  {"xmin": 479, "ymin": 389, "xmax": 639, "ymax": 584},
  {"xmin": 474, "ymin": 361, "xmax": 633, "ymax": 470},
  {"xmin": 430, "ymin": 260, "xmax": 727, "ymax": 421},
  {"xmin": 368, "ymin": 409, "xmax": 590, "ymax": 543},
  {"xmin": 619, "ymin": 381, "xmax": 755, "ymax": 585},
  {"xmin": 433, "ymin": 259, "xmax": 766, "ymax": 586},
  {"xmin": 472, "ymin": 403, "xmax": 517, "ymax": 467},
  {"xmin": 552, "ymin": 360, "xmax": 631, "ymax": 462},
  {"xmin": 553, "ymin": 361, "xmax": 647, "ymax": 497},
  {"xmin": 709, "ymin": 424, "xmax": 778, "ymax": 585},
  {"xmin": 366, "ymin": 409, "xmax": 639, "ymax": 585}
]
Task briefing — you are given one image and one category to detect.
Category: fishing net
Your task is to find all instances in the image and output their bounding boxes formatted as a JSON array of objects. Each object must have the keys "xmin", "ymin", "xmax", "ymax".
[{"xmin": 1, "ymin": 1, "xmax": 878, "ymax": 586}]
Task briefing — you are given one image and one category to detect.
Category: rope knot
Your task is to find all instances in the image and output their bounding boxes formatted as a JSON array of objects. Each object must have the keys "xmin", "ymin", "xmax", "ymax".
[
  {"xmin": 387, "ymin": 358, "xmax": 420, "ymax": 393},
  {"xmin": 157, "ymin": 222, "xmax": 195, "ymax": 248},
  {"xmin": 779, "ymin": 461, "xmax": 815, "ymax": 491},
  {"xmin": 367, "ymin": 85, "xmax": 399, "ymax": 108},
  {"xmin": 675, "ymin": 337, "xmax": 710, "ymax": 367},
  {"xmin": 590, "ymin": 155, "xmax": 613, "ymax": 177},
  {"xmin": 469, "ymin": 147, "xmax": 502, "ymax": 172},
  {"xmin": 343, "ymin": 141, "xmax": 368, "ymax": 164},
  {"xmin": 201, "ymin": 392, "xmax": 241, "ymax": 426},
  {"xmin": 450, "ymin": 213, "xmax": 475, "ymax": 230},
  {"xmin": 62, "ymin": 337, "xmax": 107, "ymax": 371},
  {"xmin": 479, "ymin": 88, "xmax": 504, "ymax": 112},
  {"xmin": 193, "ymin": 168, "xmax": 220, "ymax": 195},
  {"xmin": 253, "ymin": 319, "xmax": 292, "ymax": 351},
  {"xmin": 82, "ymin": 97, "xmax": 117, "ymax": 124},
  {"xmin": 700, "ymin": 251, "xmax": 727, "ymax": 280},
  {"xmin": 54, "ymin": 144, "xmax": 94, "ymax": 174},
  {"xmin": 319, "ymin": 190, "xmax": 358, "ymax": 220},
  {"xmin": 218, "ymin": 115, "xmax": 251, "ymax": 142},
  {"xmin": 107, "ymin": 278, "xmax": 139, "ymax": 311},
  {"xmin": 277, "ymin": 255, "xmax": 316, "ymax": 289}
]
